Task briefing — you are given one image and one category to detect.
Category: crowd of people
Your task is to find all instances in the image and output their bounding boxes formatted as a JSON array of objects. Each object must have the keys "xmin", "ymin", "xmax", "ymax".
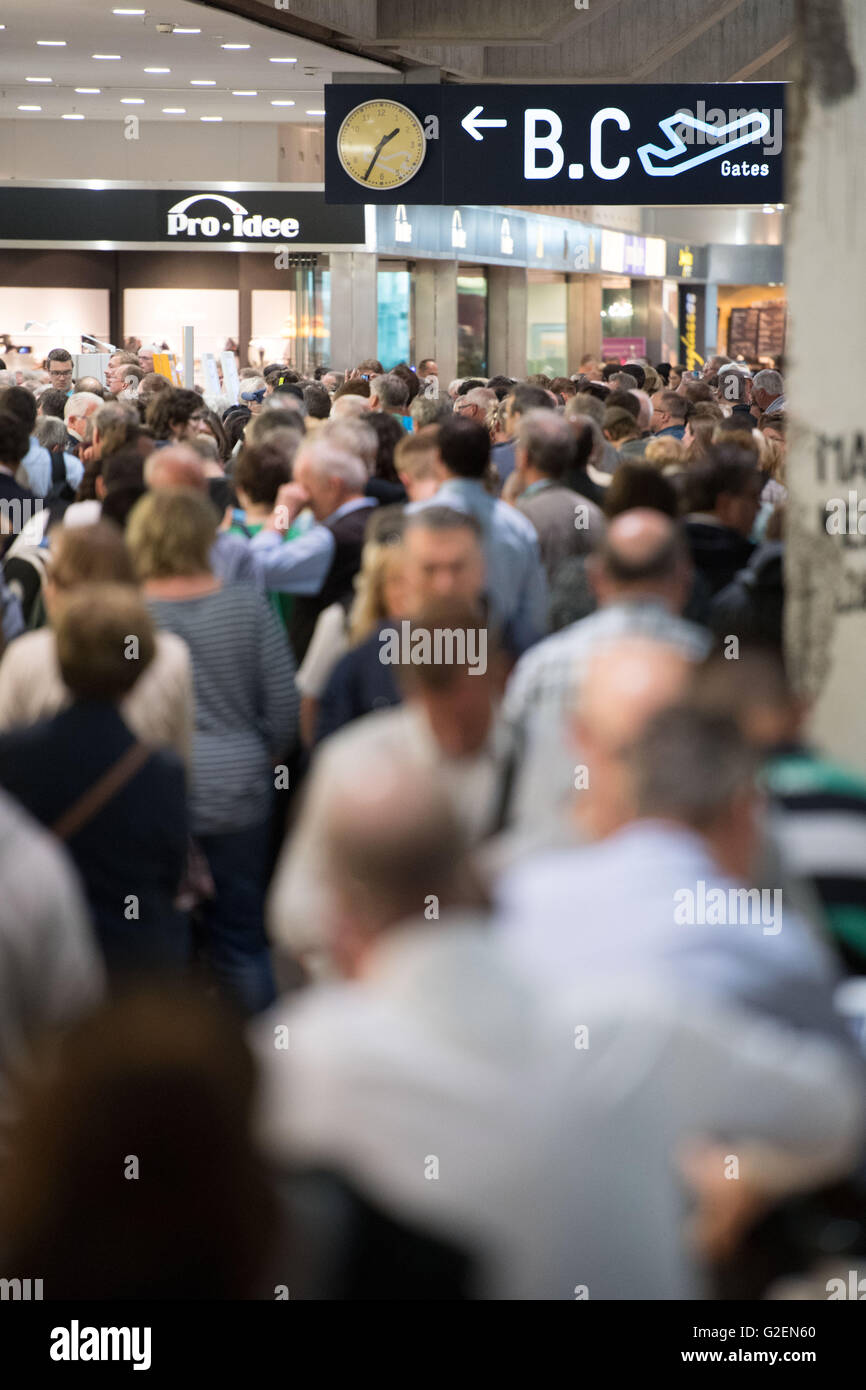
[{"xmin": 0, "ymin": 339, "xmax": 864, "ymax": 1301}]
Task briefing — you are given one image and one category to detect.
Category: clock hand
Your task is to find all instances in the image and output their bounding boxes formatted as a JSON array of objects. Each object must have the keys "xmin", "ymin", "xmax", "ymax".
[{"xmin": 362, "ymin": 127, "xmax": 401, "ymax": 182}]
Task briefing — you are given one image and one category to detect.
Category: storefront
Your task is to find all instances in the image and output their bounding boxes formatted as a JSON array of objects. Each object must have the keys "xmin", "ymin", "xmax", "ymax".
[
  {"xmin": 717, "ymin": 284, "xmax": 787, "ymax": 366},
  {"xmin": 598, "ymin": 230, "xmax": 667, "ymax": 361},
  {"xmin": 0, "ymin": 183, "xmax": 367, "ymax": 376},
  {"xmin": 666, "ymin": 242, "xmax": 710, "ymax": 370}
]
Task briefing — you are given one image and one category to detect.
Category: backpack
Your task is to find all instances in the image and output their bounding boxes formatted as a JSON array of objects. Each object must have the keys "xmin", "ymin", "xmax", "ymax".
[
  {"xmin": 3, "ymin": 542, "xmax": 50, "ymax": 629},
  {"xmin": 44, "ymin": 447, "xmax": 76, "ymax": 517}
]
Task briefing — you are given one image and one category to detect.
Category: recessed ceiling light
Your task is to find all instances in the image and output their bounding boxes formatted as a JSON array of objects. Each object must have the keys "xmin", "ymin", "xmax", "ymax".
[
  {"xmin": 113, "ymin": 7, "xmax": 145, "ymax": 12},
  {"xmin": 144, "ymin": 67, "xmax": 170, "ymax": 73},
  {"xmin": 190, "ymin": 80, "xmax": 215, "ymax": 85},
  {"xmin": 120, "ymin": 97, "xmax": 144, "ymax": 103},
  {"xmin": 269, "ymin": 57, "xmax": 297, "ymax": 63},
  {"xmin": 221, "ymin": 43, "xmax": 250, "ymax": 49},
  {"xmin": 75, "ymin": 87, "xmax": 101, "ymax": 93},
  {"xmin": 18, "ymin": 104, "xmax": 42, "ymax": 111},
  {"xmin": 232, "ymin": 90, "xmax": 257, "ymax": 96},
  {"xmin": 201, "ymin": 115, "xmax": 222, "ymax": 122},
  {"xmin": 62, "ymin": 113, "xmax": 85, "ymax": 120},
  {"xmin": 306, "ymin": 109, "xmax": 325, "ymax": 116},
  {"xmin": 26, "ymin": 77, "xmax": 53, "ymax": 83},
  {"xmin": 93, "ymin": 54, "xmax": 122, "ymax": 59},
  {"xmin": 271, "ymin": 100, "xmax": 295, "ymax": 106},
  {"xmin": 162, "ymin": 107, "xmax": 186, "ymax": 113},
  {"xmin": 173, "ymin": 28, "xmax": 200, "ymax": 34},
  {"xmin": 37, "ymin": 40, "xmax": 67, "ymax": 46}
]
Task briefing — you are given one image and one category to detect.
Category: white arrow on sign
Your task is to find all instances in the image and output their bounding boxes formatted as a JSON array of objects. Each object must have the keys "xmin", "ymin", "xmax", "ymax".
[{"xmin": 461, "ymin": 104, "xmax": 507, "ymax": 142}]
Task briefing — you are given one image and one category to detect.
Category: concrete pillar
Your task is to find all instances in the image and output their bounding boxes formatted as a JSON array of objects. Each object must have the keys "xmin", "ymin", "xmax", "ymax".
[
  {"xmin": 413, "ymin": 259, "xmax": 458, "ymax": 387},
  {"xmin": 566, "ymin": 275, "xmax": 602, "ymax": 372},
  {"xmin": 328, "ymin": 252, "xmax": 378, "ymax": 371},
  {"xmin": 703, "ymin": 283, "xmax": 718, "ymax": 358},
  {"xmin": 644, "ymin": 280, "xmax": 664, "ymax": 364},
  {"xmin": 786, "ymin": 0, "xmax": 866, "ymax": 770},
  {"xmin": 487, "ymin": 266, "xmax": 527, "ymax": 379}
]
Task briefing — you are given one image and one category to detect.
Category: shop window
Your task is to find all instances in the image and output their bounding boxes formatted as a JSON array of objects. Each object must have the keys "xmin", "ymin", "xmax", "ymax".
[
  {"xmin": 457, "ymin": 272, "xmax": 487, "ymax": 377},
  {"xmin": 378, "ymin": 269, "xmax": 411, "ymax": 369}
]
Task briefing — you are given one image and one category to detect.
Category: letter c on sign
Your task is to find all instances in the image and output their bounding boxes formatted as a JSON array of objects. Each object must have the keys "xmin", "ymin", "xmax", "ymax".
[{"xmin": 590, "ymin": 107, "xmax": 630, "ymax": 180}]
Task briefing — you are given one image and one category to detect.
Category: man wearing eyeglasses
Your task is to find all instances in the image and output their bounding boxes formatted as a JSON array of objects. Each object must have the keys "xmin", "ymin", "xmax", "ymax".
[{"xmin": 45, "ymin": 348, "xmax": 75, "ymax": 396}]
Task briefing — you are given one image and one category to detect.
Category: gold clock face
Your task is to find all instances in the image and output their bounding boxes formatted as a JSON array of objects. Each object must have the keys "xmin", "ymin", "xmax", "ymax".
[{"xmin": 337, "ymin": 99, "xmax": 426, "ymax": 190}]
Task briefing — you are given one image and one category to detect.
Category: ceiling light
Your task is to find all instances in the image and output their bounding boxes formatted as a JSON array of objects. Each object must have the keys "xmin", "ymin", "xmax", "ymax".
[
  {"xmin": 222, "ymin": 43, "xmax": 249, "ymax": 49},
  {"xmin": 76, "ymin": 87, "xmax": 101, "ymax": 93},
  {"xmin": 306, "ymin": 109, "xmax": 325, "ymax": 116},
  {"xmin": 162, "ymin": 107, "xmax": 186, "ymax": 113},
  {"xmin": 272, "ymin": 99, "xmax": 295, "ymax": 106},
  {"xmin": 144, "ymin": 67, "xmax": 170, "ymax": 73},
  {"xmin": 26, "ymin": 77, "xmax": 53, "ymax": 83},
  {"xmin": 173, "ymin": 28, "xmax": 200, "ymax": 34},
  {"xmin": 113, "ymin": 8, "xmax": 146, "ymax": 13},
  {"xmin": 201, "ymin": 115, "xmax": 222, "ymax": 122},
  {"xmin": 120, "ymin": 97, "xmax": 144, "ymax": 103},
  {"xmin": 232, "ymin": 90, "xmax": 257, "ymax": 96},
  {"xmin": 269, "ymin": 57, "xmax": 297, "ymax": 63},
  {"xmin": 62, "ymin": 113, "xmax": 85, "ymax": 120},
  {"xmin": 37, "ymin": 40, "xmax": 67, "ymax": 46},
  {"xmin": 93, "ymin": 54, "xmax": 122, "ymax": 59},
  {"xmin": 190, "ymin": 80, "xmax": 215, "ymax": 85},
  {"xmin": 18, "ymin": 105, "xmax": 42, "ymax": 111}
]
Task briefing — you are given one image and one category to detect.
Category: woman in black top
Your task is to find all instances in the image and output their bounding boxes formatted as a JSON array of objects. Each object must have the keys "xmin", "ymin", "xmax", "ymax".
[{"xmin": 0, "ymin": 583, "xmax": 189, "ymax": 984}]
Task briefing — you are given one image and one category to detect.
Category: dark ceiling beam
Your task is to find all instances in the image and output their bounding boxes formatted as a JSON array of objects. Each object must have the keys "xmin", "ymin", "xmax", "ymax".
[{"xmin": 192, "ymin": 0, "xmax": 406, "ymax": 71}]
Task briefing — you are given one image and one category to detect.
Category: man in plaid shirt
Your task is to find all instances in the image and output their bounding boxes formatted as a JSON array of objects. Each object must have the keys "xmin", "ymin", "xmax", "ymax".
[{"xmin": 502, "ymin": 509, "xmax": 711, "ymax": 828}]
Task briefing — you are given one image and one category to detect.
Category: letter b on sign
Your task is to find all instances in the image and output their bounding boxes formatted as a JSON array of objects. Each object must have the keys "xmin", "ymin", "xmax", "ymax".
[{"xmin": 525, "ymin": 109, "xmax": 564, "ymax": 180}]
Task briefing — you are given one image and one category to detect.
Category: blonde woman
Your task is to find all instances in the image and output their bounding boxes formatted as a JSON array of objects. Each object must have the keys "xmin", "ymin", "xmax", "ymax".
[
  {"xmin": 0, "ymin": 521, "xmax": 193, "ymax": 766},
  {"xmin": 295, "ymin": 507, "xmax": 407, "ymax": 745},
  {"xmin": 643, "ymin": 436, "xmax": 685, "ymax": 475}
]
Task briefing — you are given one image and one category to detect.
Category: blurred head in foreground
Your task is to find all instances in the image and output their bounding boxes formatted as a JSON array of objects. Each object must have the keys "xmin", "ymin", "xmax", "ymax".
[{"xmin": 1, "ymin": 988, "xmax": 275, "ymax": 1298}]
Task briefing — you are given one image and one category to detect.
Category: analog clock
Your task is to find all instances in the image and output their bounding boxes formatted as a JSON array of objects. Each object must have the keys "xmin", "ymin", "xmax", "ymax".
[{"xmin": 337, "ymin": 99, "xmax": 426, "ymax": 190}]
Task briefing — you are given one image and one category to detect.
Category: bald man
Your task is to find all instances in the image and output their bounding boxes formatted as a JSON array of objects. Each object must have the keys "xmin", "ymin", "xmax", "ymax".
[
  {"xmin": 572, "ymin": 637, "xmax": 693, "ymax": 842},
  {"xmin": 254, "ymin": 753, "xmax": 569, "ymax": 1298},
  {"xmin": 502, "ymin": 509, "xmax": 710, "ymax": 827},
  {"xmin": 144, "ymin": 444, "xmax": 260, "ymax": 589}
]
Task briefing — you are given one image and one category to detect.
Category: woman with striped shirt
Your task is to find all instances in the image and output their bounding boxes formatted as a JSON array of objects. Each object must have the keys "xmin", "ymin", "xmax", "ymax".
[{"xmin": 128, "ymin": 488, "xmax": 299, "ymax": 1015}]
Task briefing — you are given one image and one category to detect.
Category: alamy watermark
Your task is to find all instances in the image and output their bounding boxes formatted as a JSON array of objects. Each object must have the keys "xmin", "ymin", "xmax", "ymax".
[
  {"xmin": 674, "ymin": 880, "xmax": 782, "ymax": 936},
  {"xmin": 0, "ymin": 498, "xmax": 44, "ymax": 537},
  {"xmin": 379, "ymin": 621, "xmax": 487, "ymax": 676}
]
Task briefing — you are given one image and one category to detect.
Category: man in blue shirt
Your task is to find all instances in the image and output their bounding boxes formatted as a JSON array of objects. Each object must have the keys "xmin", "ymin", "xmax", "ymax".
[
  {"xmin": 409, "ymin": 416, "xmax": 547, "ymax": 654},
  {"xmin": 4, "ymin": 386, "xmax": 83, "ymax": 499},
  {"xmin": 650, "ymin": 387, "xmax": 687, "ymax": 440}
]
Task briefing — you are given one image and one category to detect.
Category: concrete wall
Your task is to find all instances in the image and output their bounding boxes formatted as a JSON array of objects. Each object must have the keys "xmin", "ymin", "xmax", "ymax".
[{"xmin": 0, "ymin": 119, "xmax": 322, "ymax": 183}]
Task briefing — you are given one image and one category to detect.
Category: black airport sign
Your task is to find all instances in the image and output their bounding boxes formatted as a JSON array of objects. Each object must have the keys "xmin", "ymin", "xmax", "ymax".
[{"xmin": 325, "ymin": 83, "xmax": 784, "ymax": 206}]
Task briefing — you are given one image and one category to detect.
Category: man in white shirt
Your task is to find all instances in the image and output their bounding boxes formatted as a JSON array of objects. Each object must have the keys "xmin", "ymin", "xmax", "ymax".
[
  {"xmin": 0, "ymin": 787, "xmax": 104, "ymax": 1127},
  {"xmin": 254, "ymin": 753, "xmax": 865, "ymax": 1299},
  {"xmin": 268, "ymin": 600, "xmax": 512, "ymax": 971}
]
